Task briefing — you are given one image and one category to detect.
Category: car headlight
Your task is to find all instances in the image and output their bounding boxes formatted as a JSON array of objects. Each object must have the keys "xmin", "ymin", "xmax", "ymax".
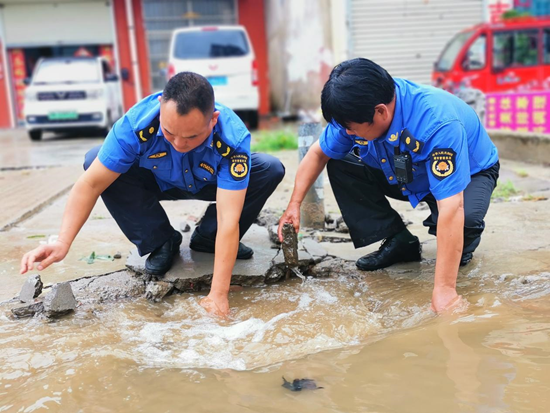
[{"xmin": 87, "ymin": 89, "xmax": 104, "ymax": 99}]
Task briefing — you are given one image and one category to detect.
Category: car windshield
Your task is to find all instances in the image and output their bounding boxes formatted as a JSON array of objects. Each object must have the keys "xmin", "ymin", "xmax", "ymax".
[
  {"xmin": 174, "ymin": 29, "xmax": 249, "ymax": 59},
  {"xmin": 436, "ymin": 30, "xmax": 475, "ymax": 72},
  {"xmin": 32, "ymin": 59, "xmax": 100, "ymax": 85}
]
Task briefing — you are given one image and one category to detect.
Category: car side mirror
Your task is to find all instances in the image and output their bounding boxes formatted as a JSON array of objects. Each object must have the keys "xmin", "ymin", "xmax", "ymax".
[
  {"xmin": 105, "ymin": 73, "xmax": 119, "ymax": 82},
  {"xmin": 23, "ymin": 78, "xmax": 31, "ymax": 86},
  {"xmin": 120, "ymin": 68, "xmax": 130, "ymax": 81}
]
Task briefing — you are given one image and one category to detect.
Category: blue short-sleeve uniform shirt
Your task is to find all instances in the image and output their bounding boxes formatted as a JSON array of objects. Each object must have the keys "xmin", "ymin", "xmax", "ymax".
[
  {"xmin": 97, "ymin": 92, "xmax": 251, "ymax": 193},
  {"xmin": 319, "ymin": 79, "xmax": 499, "ymax": 207}
]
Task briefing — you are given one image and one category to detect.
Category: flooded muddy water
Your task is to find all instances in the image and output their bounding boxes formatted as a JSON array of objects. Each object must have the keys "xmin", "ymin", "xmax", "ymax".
[{"xmin": 1, "ymin": 266, "xmax": 550, "ymax": 413}]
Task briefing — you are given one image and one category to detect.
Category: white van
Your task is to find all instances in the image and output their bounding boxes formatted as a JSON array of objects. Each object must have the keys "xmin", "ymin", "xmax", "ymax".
[
  {"xmin": 24, "ymin": 57, "xmax": 123, "ymax": 141},
  {"xmin": 167, "ymin": 25, "xmax": 259, "ymax": 129}
]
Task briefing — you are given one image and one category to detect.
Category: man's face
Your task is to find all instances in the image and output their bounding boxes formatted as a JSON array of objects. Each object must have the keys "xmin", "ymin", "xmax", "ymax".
[
  {"xmin": 158, "ymin": 97, "xmax": 219, "ymax": 153},
  {"xmin": 344, "ymin": 103, "xmax": 393, "ymax": 141}
]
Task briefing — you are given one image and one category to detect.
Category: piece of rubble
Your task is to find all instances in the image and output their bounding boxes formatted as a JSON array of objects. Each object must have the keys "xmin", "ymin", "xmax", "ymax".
[
  {"xmin": 268, "ymin": 224, "xmax": 280, "ymax": 245},
  {"xmin": 334, "ymin": 216, "xmax": 349, "ymax": 234},
  {"xmin": 113, "ymin": 251, "xmax": 122, "ymax": 259},
  {"xmin": 11, "ymin": 302, "xmax": 45, "ymax": 319},
  {"xmin": 314, "ymin": 232, "xmax": 353, "ymax": 243},
  {"xmin": 145, "ymin": 281, "xmax": 173, "ymax": 302},
  {"xmin": 180, "ymin": 222, "xmax": 191, "ymax": 233},
  {"xmin": 282, "ymin": 223, "xmax": 299, "ymax": 266},
  {"xmin": 43, "ymin": 282, "xmax": 77, "ymax": 317},
  {"xmin": 255, "ymin": 208, "xmax": 280, "ymax": 228},
  {"xmin": 19, "ymin": 274, "xmax": 43, "ymax": 303}
]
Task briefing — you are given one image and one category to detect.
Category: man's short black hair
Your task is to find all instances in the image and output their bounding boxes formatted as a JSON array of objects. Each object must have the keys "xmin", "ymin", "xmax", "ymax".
[
  {"xmin": 321, "ymin": 58, "xmax": 395, "ymax": 128},
  {"xmin": 162, "ymin": 72, "xmax": 215, "ymax": 117}
]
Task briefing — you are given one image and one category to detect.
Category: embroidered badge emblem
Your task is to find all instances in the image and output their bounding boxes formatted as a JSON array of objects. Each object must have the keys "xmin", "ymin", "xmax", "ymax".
[
  {"xmin": 230, "ymin": 153, "xmax": 249, "ymax": 181},
  {"xmin": 430, "ymin": 149, "xmax": 456, "ymax": 180}
]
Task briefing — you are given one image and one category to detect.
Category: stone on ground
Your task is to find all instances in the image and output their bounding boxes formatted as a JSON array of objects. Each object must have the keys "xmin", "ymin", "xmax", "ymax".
[
  {"xmin": 19, "ymin": 274, "xmax": 43, "ymax": 303},
  {"xmin": 43, "ymin": 282, "xmax": 77, "ymax": 317}
]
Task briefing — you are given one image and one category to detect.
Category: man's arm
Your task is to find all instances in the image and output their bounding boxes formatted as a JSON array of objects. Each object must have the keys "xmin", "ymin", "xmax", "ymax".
[
  {"xmin": 432, "ymin": 191, "xmax": 464, "ymax": 312},
  {"xmin": 278, "ymin": 141, "xmax": 330, "ymax": 240},
  {"xmin": 199, "ymin": 187, "xmax": 246, "ymax": 317},
  {"xmin": 20, "ymin": 158, "xmax": 120, "ymax": 273}
]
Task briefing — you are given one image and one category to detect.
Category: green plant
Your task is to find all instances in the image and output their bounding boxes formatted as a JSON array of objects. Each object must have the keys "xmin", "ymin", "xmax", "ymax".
[
  {"xmin": 492, "ymin": 179, "xmax": 519, "ymax": 200},
  {"xmin": 251, "ymin": 130, "xmax": 298, "ymax": 152},
  {"xmin": 515, "ymin": 169, "xmax": 528, "ymax": 178}
]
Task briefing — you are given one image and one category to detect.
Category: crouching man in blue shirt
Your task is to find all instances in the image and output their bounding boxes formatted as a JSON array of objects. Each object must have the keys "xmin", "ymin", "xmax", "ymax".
[
  {"xmin": 20, "ymin": 72, "xmax": 285, "ymax": 316},
  {"xmin": 279, "ymin": 58, "xmax": 499, "ymax": 313}
]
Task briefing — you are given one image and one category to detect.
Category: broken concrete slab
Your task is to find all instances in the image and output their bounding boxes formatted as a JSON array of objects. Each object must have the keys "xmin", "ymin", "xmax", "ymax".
[
  {"xmin": 43, "ymin": 282, "xmax": 76, "ymax": 317},
  {"xmin": 301, "ymin": 238, "xmax": 328, "ymax": 261},
  {"xmin": 11, "ymin": 302, "xmax": 45, "ymax": 319},
  {"xmin": 127, "ymin": 224, "xmax": 280, "ymax": 290},
  {"xmin": 145, "ymin": 281, "xmax": 173, "ymax": 302},
  {"xmin": 19, "ymin": 274, "xmax": 43, "ymax": 303},
  {"xmin": 71, "ymin": 271, "xmax": 146, "ymax": 304},
  {"xmin": 313, "ymin": 232, "xmax": 353, "ymax": 243}
]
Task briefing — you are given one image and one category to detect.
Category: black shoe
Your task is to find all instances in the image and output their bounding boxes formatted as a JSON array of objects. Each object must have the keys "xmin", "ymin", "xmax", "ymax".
[
  {"xmin": 356, "ymin": 235, "xmax": 421, "ymax": 271},
  {"xmin": 145, "ymin": 231, "xmax": 183, "ymax": 276},
  {"xmin": 460, "ymin": 252, "xmax": 473, "ymax": 267},
  {"xmin": 189, "ymin": 230, "xmax": 254, "ymax": 260}
]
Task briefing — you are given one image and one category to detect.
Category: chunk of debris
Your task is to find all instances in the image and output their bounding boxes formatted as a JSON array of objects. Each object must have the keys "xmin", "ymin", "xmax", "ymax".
[
  {"xmin": 19, "ymin": 274, "xmax": 43, "ymax": 303},
  {"xmin": 180, "ymin": 221, "xmax": 191, "ymax": 233},
  {"xmin": 282, "ymin": 223, "xmax": 299, "ymax": 266},
  {"xmin": 145, "ymin": 281, "xmax": 173, "ymax": 302},
  {"xmin": 11, "ymin": 302, "xmax": 45, "ymax": 319},
  {"xmin": 113, "ymin": 251, "xmax": 122, "ymax": 259},
  {"xmin": 282, "ymin": 377, "xmax": 323, "ymax": 391},
  {"xmin": 43, "ymin": 282, "xmax": 77, "ymax": 317}
]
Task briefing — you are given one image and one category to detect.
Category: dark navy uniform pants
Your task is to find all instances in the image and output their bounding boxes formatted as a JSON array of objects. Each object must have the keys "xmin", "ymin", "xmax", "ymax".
[
  {"xmin": 84, "ymin": 145, "xmax": 285, "ymax": 256},
  {"xmin": 327, "ymin": 154, "xmax": 499, "ymax": 253}
]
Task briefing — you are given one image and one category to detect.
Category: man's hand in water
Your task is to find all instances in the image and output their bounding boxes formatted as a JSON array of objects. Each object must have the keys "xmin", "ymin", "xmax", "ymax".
[
  {"xmin": 431, "ymin": 286, "xmax": 464, "ymax": 313},
  {"xmin": 20, "ymin": 241, "xmax": 70, "ymax": 274},
  {"xmin": 200, "ymin": 291, "xmax": 229, "ymax": 318}
]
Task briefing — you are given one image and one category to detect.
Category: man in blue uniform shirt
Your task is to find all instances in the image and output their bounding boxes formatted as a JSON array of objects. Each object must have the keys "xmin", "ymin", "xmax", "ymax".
[
  {"xmin": 20, "ymin": 72, "xmax": 285, "ymax": 316},
  {"xmin": 279, "ymin": 58, "xmax": 499, "ymax": 313}
]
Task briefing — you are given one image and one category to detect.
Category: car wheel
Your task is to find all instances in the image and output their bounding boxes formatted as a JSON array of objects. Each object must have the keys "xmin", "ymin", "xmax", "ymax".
[
  {"xmin": 29, "ymin": 130, "xmax": 42, "ymax": 141},
  {"xmin": 248, "ymin": 110, "xmax": 259, "ymax": 130}
]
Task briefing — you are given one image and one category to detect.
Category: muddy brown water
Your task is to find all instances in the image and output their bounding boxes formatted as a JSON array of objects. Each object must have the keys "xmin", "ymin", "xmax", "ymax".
[{"xmin": 1, "ymin": 265, "xmax": 550, "ymax": 413}]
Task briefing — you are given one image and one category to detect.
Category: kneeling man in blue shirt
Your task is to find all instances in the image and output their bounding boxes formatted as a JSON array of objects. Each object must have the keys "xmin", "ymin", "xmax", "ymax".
[
  {"xmin": 279, "ymin": 58, "xmax": 499, "ymax": 313},
  {"xmin": 21, "ymin": 72, "xmax": 285, "ymax": 316}
]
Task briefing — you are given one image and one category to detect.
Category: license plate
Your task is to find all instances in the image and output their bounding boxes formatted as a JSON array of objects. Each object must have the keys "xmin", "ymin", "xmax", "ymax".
[
  {"xmin": 48, "ymin": 112, "xmax": 78, "ymax": 121},
  {"xmin": 207, "ymin": 76, "xmax": 227, "ymax": 86}
]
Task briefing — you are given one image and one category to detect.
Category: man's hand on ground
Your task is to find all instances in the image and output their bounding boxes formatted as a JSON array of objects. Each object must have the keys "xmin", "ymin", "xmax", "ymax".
[
  {"xmin": 278, "ymin": 202, "xmax": 301, "ymax": 242},
  {"xmin": 200, "ymin": 291, "xmax": 230, "ymax": 318},
  {"xmin": 431, "ymin": 286, "xmax": 464, "ymax": 313},
  {"xmin": 20, "ymin": 241, "xmax": 70, "ymax": 274}
]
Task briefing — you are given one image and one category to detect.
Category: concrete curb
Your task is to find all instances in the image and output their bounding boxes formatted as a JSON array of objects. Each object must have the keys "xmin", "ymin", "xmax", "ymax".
[{"xmin": 488, "ymin": 130, "xmax": 550, "ymax": 164}]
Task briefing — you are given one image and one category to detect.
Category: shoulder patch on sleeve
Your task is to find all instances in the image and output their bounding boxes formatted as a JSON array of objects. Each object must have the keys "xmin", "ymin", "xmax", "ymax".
[
  {"xmin": 430, "ymin": 148, "xmax": 456, "ymax": 180},
  {"xmin": 214, "ymin": 132, "xmax": 235, "ymax": 157},
  {"xmin": 229, "ymin": 152, "xmax": 249, "ymax": 181},
  {"xmin": 402, "ymin": 128, "xmax": 424, "ymax": 153},
  {"xmin": 136, "ymin": 116, "xmax": 160, "ymax": 143}
]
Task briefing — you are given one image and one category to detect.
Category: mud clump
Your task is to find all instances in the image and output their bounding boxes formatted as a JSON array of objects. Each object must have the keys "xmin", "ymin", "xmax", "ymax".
[{"xmin": 282, "ymin": 223, "xmax": 299, "ymax": 266}]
